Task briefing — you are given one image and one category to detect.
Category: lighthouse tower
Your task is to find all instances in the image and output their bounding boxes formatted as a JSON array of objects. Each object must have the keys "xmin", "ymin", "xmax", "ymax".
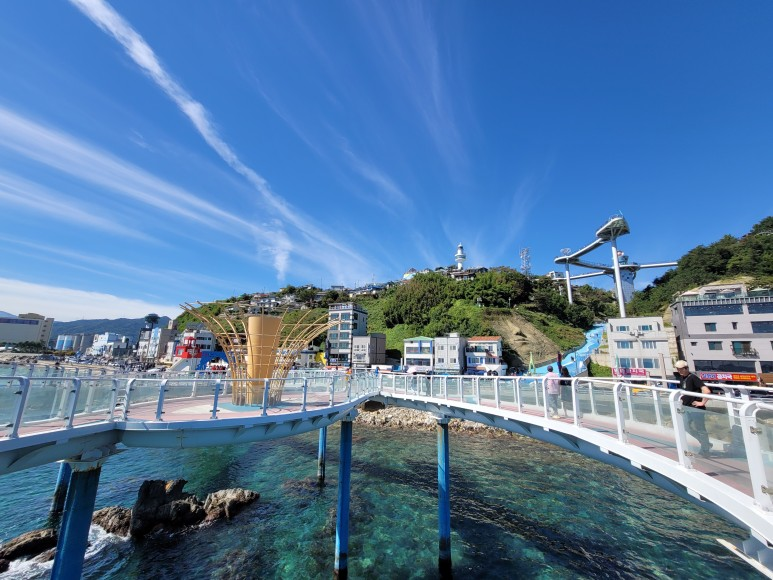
[{"xmin": 454, "ymin": 243, "xmax": 466, "ymax": 271}]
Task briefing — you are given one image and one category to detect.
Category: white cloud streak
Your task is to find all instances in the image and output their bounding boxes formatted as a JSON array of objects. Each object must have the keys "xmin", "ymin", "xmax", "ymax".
[
  {"xmin": 69, "ymin": 0, "xmax": 370, "ymax": 279},
  {"xmin": 0, "ymin": 277, "xmax": 181, "ymax": 322}
]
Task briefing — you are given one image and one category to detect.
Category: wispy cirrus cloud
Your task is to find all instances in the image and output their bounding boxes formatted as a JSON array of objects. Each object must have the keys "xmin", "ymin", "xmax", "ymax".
[
  {"xmin": 0, "ymin": 170, "xmax": 154, "ymax": 241},
  {"xmin": 69, "ymin": 0, "xmax": 370, "ymax": 281},
  {"xmin": 340, "ymin": 143, "xmax": 412, "ymax": 212}
]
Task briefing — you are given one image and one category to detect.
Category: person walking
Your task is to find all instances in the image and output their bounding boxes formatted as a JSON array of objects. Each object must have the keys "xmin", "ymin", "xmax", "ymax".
[
  {"xmin": 559, "ymin": 367, "xmax": 573, "ymax": 417},
  {"xmin": 545, "ymin": 365, "xmax": 560, "ymax": 419},
  {"xmin": 675, "ymin": 360, "xmax": 712, "ymax": 457}
]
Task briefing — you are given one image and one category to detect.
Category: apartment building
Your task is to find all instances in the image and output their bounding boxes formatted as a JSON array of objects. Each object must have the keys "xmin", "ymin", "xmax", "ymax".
[
  {"xmin": 607, "ymin": 316, "xmax": 673, "ymax": 378},
  {"xmin": 327, "ymin": 302, "xmax": 368, "ymax": 367},
  {"xmin": 351, "ymin": 333, "xmax": 386, "ymax": 368},
  {"xmin": 434, "ymin": 333, "xmax": 467, "ymax": 374},
  {"xmin": 0, "ymin": 312, "xmax": 54, "ymax": 346},
  {"xmin": 670, "ymin": 283, "xmax": 773, "ymax": 379},
  {"xmin": 404, "ymin": 336, "xmax": 434, "ymax": 371},
  {"xmin": 465, "ymin": 336, "xmax": 505, "ymax": 374}
]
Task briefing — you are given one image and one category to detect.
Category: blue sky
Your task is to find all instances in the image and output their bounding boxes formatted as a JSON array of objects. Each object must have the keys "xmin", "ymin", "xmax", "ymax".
[{"xmin": 1, "ymin": 1, "xmax": 771, "ymax": 322}]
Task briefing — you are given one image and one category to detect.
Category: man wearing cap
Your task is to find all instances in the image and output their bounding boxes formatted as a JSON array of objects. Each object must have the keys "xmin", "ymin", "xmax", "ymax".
[{"xmin": 675, "ymin": 360, "xmax": 712, "ymax": 457}]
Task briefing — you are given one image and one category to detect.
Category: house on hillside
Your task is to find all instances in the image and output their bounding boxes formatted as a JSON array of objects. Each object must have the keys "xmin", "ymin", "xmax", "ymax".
[{"xmin": 465, "ymin": 336, "xmax": 505, "ymax": 375}]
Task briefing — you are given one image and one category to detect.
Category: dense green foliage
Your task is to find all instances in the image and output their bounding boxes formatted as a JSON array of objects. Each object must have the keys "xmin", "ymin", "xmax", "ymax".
[{"xmin": 628, "ymin": 216, "xmax": 773, "ymax": 316}]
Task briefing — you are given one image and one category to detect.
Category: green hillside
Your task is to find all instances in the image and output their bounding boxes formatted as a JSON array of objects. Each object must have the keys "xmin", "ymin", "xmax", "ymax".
[{"xmin": 628, "ymin": 216, "xmax": 773, "ymax": 316}]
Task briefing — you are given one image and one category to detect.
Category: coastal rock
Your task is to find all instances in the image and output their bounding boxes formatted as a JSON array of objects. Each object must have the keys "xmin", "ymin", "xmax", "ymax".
[
  {"xmin": 130, "ymin": 479, "xmax": 205, "ymax": 537},
  {"xmin": 93, "ymin": 506, "xmax": 132, "ymax": 537},
  {"xmin": 355, "ymin": 406, "xmax": 513, "ymax": 437},
  {"xmin": 0, "ymin": 527, "xmax": 58, "ymax": 562},
  {"xmin": 0, "ymin": 558, "xmax": 8, "ymax": 573},
  {"xmin": 203, "ymin": 488, "xmax": 260, "ymax": 521}
]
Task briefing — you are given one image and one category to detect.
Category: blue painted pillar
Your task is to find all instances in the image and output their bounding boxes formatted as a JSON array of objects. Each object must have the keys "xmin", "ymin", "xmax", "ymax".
[
  {"xmin": 50, "ymin": 462, "xmax": 72, "ymax": 515},
  {"xmin": 51, "ymin": 464, "xmax": 102, "ymax": 580},
  {"xmin": 335, "ymin": 415, "xmax": 355, "ymax": 579},
  {"xmin": 317, "ymin": 426, "xmax": 328, "ymax": 486},
  {"xmin": 437, "ymin": 417, "xmax": 452, "ymax": 577}
]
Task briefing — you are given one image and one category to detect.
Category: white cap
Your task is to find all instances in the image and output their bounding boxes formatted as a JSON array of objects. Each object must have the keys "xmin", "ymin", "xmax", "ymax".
[{"xmin": 675, "ymin": 360, "xmax": 688, "ymax": 369}]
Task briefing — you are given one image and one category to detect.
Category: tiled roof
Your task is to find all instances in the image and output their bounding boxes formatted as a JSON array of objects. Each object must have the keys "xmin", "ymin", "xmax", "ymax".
[{"xmin": 468, "ymin": 336, "xmax": 501, "ymax": 341}]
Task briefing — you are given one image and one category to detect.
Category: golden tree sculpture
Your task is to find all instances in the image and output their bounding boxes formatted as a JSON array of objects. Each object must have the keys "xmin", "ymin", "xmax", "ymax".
[{"xmin": 179, "ymin": 300, "xmax": 337, "ymax": 405}]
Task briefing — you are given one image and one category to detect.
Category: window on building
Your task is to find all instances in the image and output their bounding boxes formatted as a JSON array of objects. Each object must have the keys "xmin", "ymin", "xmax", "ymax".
[
  {"xmin": 618, "ymin": 358, "xmax": 634, "ymax": 368},
  {"xmin": 708, "ymin": 341, "xmax": 723, "ymax": 351},
  {"xmin": 616, "ymin": 325, "xmax": 629, "ymax": 332},
  {"xmin": 340, "ymin": 332, "xmax": 350, "ymax": 340},
  {"xmin": 704, "ymin": 323, "xmax": 717, "ymax": 332},
  {"xmin": 638, "ymin": 325, "xmax": 653, "ymax": 331},
  {"xmin": 437, "ymin": 358, "xmax": 444, "ymax": 364},
  {"xmin": 732, "ymin": 321, "xmax": 738, "ymax": 330},
  {"xmin": 352, "ymin": 323, "xmax": 358, "ymax": 330},
  {"xmin": 691, "ymin": 342, "xmax": 698, "ymax": 346},
  {"xmin": 450, "ymin": 358, "xmax": 456, "ymax": 364},
  {"xmin": 341, "ymin": 314, "xmax": 351, "ymax": 320},
  {"xmin": 616, "ymin": 341, "xmax": 633, "ymax": 349},
  {"xmin": 329, "ymin": 333, "xmax": 338, "ymax": 340},
  {"xmin": 732, "ymin": 341, "xmax": 753, "ymax": 355},
  {"xmin": 642, "ymin": 359, "xmax": 660, "ymax": 369},
  {"xmin": 641, "ymin": 341, "xmax": 656, "ymax": 349},
  {"xmin": 340, "ymin": 323, "xmax": 351, "ymax": 330},
  {"xmin": 330, "ymin": 313, "xmax": 339, "ymax": 320},
  {"xmin": 751, "ymin": 321, "xmax": 773, "ymax": 333}
]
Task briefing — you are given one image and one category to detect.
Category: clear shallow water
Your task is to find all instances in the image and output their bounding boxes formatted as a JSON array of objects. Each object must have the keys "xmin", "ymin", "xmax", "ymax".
[{"xmin": 0, "ymin": 425, "xmax": 757, "ymax": 579}]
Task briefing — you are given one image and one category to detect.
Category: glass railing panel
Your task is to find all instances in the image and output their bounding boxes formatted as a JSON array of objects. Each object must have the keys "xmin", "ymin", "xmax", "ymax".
[
  {"xmin": 461, "ymin": 377, "xmax": 476, "ymax": 403},
  {"xmin": 497, "ymin": 378, "xmax": 517, "ymax": 407},
  {"xmin": 71, "ymin": 379, "xmax": 115, "ymax": 423},
  {"xmin": 0, "ymin": 378, "xmax": 23, "ymax": 437},
  {"xmin": 477, "ymin": 377, "xmax": 496, "ymax": 406}
]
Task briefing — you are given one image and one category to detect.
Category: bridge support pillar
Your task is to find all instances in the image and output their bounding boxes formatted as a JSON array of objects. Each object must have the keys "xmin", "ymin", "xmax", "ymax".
[
  {"xmin": 317, "ymin": 426, "xmax": 327, "ymax": 486},
  {"xmin": 50, "ymin": 461, "xmax": 72, "ymax": 516},
  {"xmin": 51, "ymin": 463, "xmax": 102, "ymax": 580},
  {"xmin": 335, "ymin": 412, "xmax": 356, "ymax": 579},
  {"xmin": 437, "ymin": 417, "xmax": 452, "ymax": 578}
]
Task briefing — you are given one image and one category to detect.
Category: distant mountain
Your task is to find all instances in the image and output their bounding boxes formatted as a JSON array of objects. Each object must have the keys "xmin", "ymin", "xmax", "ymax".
[{"xmin": 51, "ymin": 317, "xmax": 172, "ymax": 340}]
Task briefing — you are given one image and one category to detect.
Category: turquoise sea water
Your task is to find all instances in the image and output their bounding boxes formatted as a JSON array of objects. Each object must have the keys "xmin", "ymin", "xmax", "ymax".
[{"xmin": 0, "ymin": 423, "xmax": 758, "ymax": 579}]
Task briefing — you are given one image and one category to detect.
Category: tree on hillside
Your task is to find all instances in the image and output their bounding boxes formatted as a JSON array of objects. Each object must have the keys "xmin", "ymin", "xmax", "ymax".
[
  {"xmin": 381, "ymin": 273, "xmax": 459, "ymax": 328},
  {"xmin": 467, "ymin": 268, "xmax": 531, "ymax": 307}
]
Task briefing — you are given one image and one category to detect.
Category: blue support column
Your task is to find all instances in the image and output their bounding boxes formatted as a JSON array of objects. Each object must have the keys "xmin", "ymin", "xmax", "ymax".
[
  {"xmin": 51, "ymin": 464, "xmax": 102, "ymax": 580},
  {"xmin": 437, "ymin": 417, "xmax": 452, "ymax": 578},
  {"xmin": 51, "ymin": 461, "xmax": 72, "ymax": 515},
  {"xmin": 318, "ymin": 426, "xmax": 328, "ymax": 486},
  {"xmin": 335, "ymin": 414, "xmax": 355, "ymax": 579}
]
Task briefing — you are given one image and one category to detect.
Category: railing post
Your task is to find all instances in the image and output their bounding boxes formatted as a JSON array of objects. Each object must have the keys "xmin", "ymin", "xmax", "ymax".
[
  {"xmin": 669, "ymin": 390, "xmax": 692, "ymax": 469},
  {"xmin": 515, "ymin": 378, "xmax": 521, "ymax": 413},
  {"xmin": 262, "ymin": 378, "xmax": 270, "ymax": 416},
  {"xmin": 588, "ymin": 381, "xmax": 597, "ymax": 416},
  {"xmin": 107, "ymin": 379, "xmax": 119, "ymax": 421},
  {"xmin": 474, "ymin": 376, "xmax": 480, "ymax": 405},
  {"xmin": 8, "ymin": 377, "xmax": 30, "ymax": 438},
  {"xmin": 739, "ymin": 402, "xmax": 773, "ymax": 511},
  {"xmin": 612, "ymin": 382, "xmax": 628, "ymax": 444},
  {"xmin": 571, "ymin": 378, "xmax": 581, "ymax": 427},
  {"xmin": 494, "ymin": 376, "xmax": 500, "ymax": 409},
  {"xmin": 625, "ymin": 384, "xmax": 635, "ymax": 422},
  {"xmin": 84, "ymin": 382, "xmax": 96, "ymax": 413},
  {"xmin": 122, "ymin": 378, "xmax": 136, "ymax": 420},
  {"xmin": 652, "ymin": 390, "xmax": 663, "ymax": 427},
  {"xmin": 65, "ymin": 378, "xmax": 82, "ymax": 429},
  {"xmin": 330, "ymin": 376, "xmax": 336, "ymax": 406},
  {"xmin": 155, "ymin": 379, "xmax": 169, "ymax": 421},
  {"xmin": 211, "ymin": 379, "xmax": 222, "ymax": 419},
  {"xmin": 541, "ymin": 377, "xmax": 549, "ymax": 419},
  {"xmin": 302, "ymin": 378, "xmax": 308, "ymax": 412}
]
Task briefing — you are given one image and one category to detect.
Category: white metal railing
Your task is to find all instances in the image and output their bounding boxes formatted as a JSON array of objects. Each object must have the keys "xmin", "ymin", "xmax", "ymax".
[
  {"xmin": 378, "ymin": 373, "xmax": 773, "ymax": 507},
  {"xmin": 1, "ymin": 371, "xmax": 380, "ymax": 437}
]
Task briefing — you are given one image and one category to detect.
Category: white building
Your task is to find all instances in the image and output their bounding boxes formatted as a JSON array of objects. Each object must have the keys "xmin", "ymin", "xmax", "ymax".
[
  {"xmin": 434, "ymin": 333, "xmax": 467, "ymax": 375},
  {"xmin": 0, "ymin": 312, "xmax": 54, "ymax": 346},
  {"xmin": 465, "ymin": 336, "xmax": 505, "ymax": 375},
  {"xmin": 327, "ymin": 303, "xmax": 368, "ymax": 367},
  {"xmin": 670, "ymin": 283, "xmax": 773, "ymax": 380},
  {"xmin": 607, "ymin": 316, "xmax": 673, "ymax": 379},
  {"xmin": 89, "ymin": 332, "xmax": 121, "ymax": 356},
  {"xmin": 404, "ymin": 336, "xmax": 434, "ymax": 371}
]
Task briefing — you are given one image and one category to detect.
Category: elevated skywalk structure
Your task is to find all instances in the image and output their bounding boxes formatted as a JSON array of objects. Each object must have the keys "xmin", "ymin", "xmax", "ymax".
[
  {"xmin": 553, "ymin": 215, "xmax": 677, "ymax": 317},
  {"xmin": 3, "ymin": 372, "xmax": 773, "ymax": 576}
]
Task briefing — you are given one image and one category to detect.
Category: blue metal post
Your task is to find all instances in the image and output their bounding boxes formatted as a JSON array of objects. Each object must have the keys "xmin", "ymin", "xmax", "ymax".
[
  {"xmin": 437, "ymin": 417, "xmax": 452, "ymax": 577},
  {"xmin": 51, "ymin": 464, "xmax": 102, "ymax": 580},
  {"xmin": 335, "ymin": 415, "xmax": 354, "ymax": 579},
  {"xmin": 50, "ymin": 462, "xmax": 72, "ymax": 515},
  {"xmin": 318, "ymin": 426, "xmax": 328, "ymax": 486}
]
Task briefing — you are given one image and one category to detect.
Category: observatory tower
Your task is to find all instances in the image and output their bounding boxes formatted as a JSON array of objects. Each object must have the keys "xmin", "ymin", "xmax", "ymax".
[{"xmin": 454, "ymin": 243, "xmax": 466, "ymax": 271}]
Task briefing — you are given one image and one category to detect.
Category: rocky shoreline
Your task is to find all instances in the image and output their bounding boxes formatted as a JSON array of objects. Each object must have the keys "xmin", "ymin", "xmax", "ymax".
[
  {"xmin": 355, "ymin": 404, "xmax": 512, "ymax": 437},
  {"xmin": 0, "ymin": 480, "xmax": 259, "ymax": 573}
]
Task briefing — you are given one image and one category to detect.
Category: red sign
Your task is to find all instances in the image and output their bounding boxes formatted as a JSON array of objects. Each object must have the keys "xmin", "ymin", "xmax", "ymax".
[
  {"xmin": 698, "ymin": 372, "xmax": 758, "ymax": 382},
  {"xmin": 613, "ymin": 368, "xmax": 648, "ymax": 377}
]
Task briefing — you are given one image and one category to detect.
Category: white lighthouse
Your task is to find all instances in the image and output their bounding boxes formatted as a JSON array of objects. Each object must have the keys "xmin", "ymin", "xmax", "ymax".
[{"xmin": 454, "ymin": 243, "xmax": 466, "ymax": 271}]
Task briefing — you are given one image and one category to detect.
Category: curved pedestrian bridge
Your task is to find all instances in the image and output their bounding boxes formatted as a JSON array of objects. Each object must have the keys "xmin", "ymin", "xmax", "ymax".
[{"xmin": 2, "ymin": 371, "xmax": 773, "ymax": 575}]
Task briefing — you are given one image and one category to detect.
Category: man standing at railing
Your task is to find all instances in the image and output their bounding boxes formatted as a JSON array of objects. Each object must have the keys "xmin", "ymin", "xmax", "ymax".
[{"xmin": 676, "ymin": 360, "xmax": 712, "ymax": 457}]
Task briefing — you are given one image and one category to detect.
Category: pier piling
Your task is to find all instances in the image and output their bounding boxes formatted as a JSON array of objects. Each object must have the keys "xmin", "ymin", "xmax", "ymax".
[{"xmin": 437, "ymin": 417, "xmax": 452, "ymax": 577}]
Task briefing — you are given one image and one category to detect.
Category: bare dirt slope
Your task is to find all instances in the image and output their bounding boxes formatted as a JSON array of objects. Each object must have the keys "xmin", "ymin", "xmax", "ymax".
[{"xmin": 488, "ymin": 312, "xmax": 560, "ymax": 365}]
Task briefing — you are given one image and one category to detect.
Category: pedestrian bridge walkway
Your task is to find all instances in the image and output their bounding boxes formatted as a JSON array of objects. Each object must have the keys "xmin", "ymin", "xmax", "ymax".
[{"xmin": 3, "ymin": 371, "xmax": 773, "ymax": 575}]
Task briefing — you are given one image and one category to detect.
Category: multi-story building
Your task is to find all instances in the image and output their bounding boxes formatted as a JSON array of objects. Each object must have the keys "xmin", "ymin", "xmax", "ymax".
[
  {"xmin": 327, "ymin": 303, "xmax": 368, "ymax": 367},
  {"xmin": 670, "ymin": 283, "xmax": 773, "ymax": 379},
  {"xmin": 607, "ymin": 316, "xmax": 673, "ymax": 378},
  {"xmin": 351, "ymin": 334, "xmax": 386, "ymax": 368},
  {"xmin": 0, "ymin": 312, "xmax": 54, "ymax": 346},
  {"xmin": 465, "ymin": 336, "xmax": 505, "ymax": 375},
  {"xmin": 404, "ymin": 336, "xmax": 434, "ymax": 371},
  {"xmin": 434, "ymin": 333, "xmax": 467, "ymax": 374},
  {"xmin": 89, "ymin": 332, "xmax": 121, "ymax": 357}
]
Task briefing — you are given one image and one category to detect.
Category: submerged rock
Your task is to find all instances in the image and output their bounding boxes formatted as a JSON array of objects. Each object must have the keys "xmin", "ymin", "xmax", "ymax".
[
  {"xmin": 0, "ymin": 527, "xmax": 58, "ymax": 562},
  {"xmin": 203, "ymin": 488, "xmax": 260, "ymax": 521},
  {"xmin": 130, "ymin": 479, "xmax": 206, "ymax": 537}
]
